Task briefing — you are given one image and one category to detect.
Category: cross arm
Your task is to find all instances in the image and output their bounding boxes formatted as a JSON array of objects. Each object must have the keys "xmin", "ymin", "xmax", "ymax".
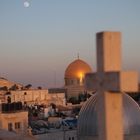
[{"xmin": 85, "ymin": 71, "xmax": 138, "ymax": 92}]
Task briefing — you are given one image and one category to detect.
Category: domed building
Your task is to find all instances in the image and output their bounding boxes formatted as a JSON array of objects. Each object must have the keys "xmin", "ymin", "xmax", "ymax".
[
  {"xmin": 78, "ymin": 93, "xmax": 140, "ymax": 140},
  {"xmin": 64, "ymin": 58, "xmax": 92, "ymax": 99}
]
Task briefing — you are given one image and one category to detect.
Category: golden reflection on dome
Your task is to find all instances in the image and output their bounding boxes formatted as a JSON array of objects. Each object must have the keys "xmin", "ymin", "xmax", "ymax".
[
  {"xmin": 65, "ymin": 59, "xmax": 92, "ymax": 79},
  {"xmin": 78, "ymin": 72, "xmax": 84, "ymax": 85},
  {"xmin": 78, "ymin": 72, "xmax": 84, "ymax": 78}
]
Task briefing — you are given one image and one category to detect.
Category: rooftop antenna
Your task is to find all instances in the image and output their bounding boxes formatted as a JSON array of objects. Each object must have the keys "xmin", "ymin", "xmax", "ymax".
[
  {"xmin": 54, "ymin": 71, "xmax": 56, "ymax": 88},
  {"xmin": 77, "ymin": 53, "xmax": 80, "ymax": 59}
]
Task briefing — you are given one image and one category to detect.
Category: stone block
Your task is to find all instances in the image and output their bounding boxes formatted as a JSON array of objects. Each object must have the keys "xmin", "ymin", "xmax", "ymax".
[{"xmin": 85, "ymin": 71, "xmax": 138, "ymax": 92}]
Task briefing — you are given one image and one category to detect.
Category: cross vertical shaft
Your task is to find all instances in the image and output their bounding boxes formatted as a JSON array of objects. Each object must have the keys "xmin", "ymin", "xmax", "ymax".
[
  {"xmin": 97, "ymin": 32, "xmax": 121, "ymax": 72},
  {"xmin": 96, "ymin": 32, "xmax": 123, "ymax": 140}
]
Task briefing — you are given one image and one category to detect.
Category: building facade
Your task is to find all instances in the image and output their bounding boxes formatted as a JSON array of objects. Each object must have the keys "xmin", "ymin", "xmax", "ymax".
[{"xmin": 0, "ymin": 89, "xmax": 66, "ymax": 106}]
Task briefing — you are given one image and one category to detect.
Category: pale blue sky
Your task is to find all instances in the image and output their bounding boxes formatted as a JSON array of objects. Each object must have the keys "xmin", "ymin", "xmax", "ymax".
[{"xmin": 0, "ymin": 0, "xmax": 140, "ymax": 88}]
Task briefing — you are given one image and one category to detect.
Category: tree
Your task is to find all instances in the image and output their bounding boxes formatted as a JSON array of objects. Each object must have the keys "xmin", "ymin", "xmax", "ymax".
[
  {"xmin": 78, "ymin": 93, "xmax": 88, "ymax": 102},
  {"xmin": 68, "ymin": 97, "xmax": 79, "ymax": 104},
  {"xmin": 5, "ymin": 91, "xmax": 11, "ymax": 95},
  {"xmin": 37, "ymin": 86, "xmax": 42, "ymax": 90},
  {"xmin": 9, "ymin": 84, "xmax": 19, "ymax": 90},
  {"xmin": 0, "ymin": 86, "xmax": 8, "ymax": 91},
  {"xmin": 24, "ymin": 84, "xmax": 32, "ymax": 89}
]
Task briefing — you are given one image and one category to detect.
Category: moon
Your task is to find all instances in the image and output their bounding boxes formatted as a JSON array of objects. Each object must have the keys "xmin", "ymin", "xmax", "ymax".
[{"xmin": 24, "ymin": 1, "xmax": 30, "ymax": 8}]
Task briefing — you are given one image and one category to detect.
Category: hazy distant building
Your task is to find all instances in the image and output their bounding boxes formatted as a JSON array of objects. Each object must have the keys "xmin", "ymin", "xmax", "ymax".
[
  {"xmin": 0, "ymin": 77, "xmax": 66, "ymax": 106},
  {"xmin": 64, "ymin": 58, "xmax": 92, "ymax": 99},
  {"xmin": 1, "ymin": 89, "xmax": 66, "ymax": 106}
]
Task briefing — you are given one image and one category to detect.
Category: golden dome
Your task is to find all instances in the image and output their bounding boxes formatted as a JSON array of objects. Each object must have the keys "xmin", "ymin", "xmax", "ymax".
[{"xmin": 65, "ymin": 59, "xmax": 92, "ymax": 79}]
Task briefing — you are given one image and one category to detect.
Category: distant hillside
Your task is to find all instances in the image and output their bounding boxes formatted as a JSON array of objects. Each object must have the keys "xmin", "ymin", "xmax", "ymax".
[{"xmin": 0, "ymin": 77, "xmax": 22, "ymax": 89}]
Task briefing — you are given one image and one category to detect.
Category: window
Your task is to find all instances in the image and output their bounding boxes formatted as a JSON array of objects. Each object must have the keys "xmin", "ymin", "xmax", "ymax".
[
  {"xmin": 8, "ymin": 123, "xmax": 13, "ymax": 131},
  {"xmin": 71, "ymin": 80, "xmax": 74, "ymax": 85},
  {"xmin": 15, "ymin": 122, "xmax": 21, "ymax": 129},
  {"xmin": 77, "ymin": 79, "xmax": 80, "ymax": 84},
  {"xmin": 69, "ymin": 137, "xmax": 74, "ymax": 140}
]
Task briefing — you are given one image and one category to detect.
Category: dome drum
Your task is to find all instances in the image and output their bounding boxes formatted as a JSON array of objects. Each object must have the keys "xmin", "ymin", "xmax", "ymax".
[{"xmin": 78, "ymin": 93, "xmax": 140, "ymax": 140}]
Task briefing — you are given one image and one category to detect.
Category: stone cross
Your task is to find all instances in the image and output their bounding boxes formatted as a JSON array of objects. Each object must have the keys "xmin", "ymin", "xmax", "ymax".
[{"xmin": 85, "ymin": 32, "xmax": 138, "ymax": 140}]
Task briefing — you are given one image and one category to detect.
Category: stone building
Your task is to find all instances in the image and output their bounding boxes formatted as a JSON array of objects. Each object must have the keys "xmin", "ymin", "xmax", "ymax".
[
  {"xmin": 0, "ymin": 102, "xmax": 28, "ymax": 133},
  {"xmin": 0, "ymin": 102, "xmax": 34, "ymax": 140},
  {"xmin": 0, "ymin": 77, "xmax": 66, "ymax": 106},
  {"xmin": 3, "ymin": 89, "xmax": 66, "ymax": 106},
  {"xmin": 0, "ymin": 79, "xmax": 66, "ymax": 106},
  {"xmin": 0, "ymin": 110, "xmax": 28, "ymax": 133}
]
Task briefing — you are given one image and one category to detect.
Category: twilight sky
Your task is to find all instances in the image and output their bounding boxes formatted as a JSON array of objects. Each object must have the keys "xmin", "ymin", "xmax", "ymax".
[{"xmin": 0, "ymin": 0, "xmax": 140, "ymax": 88}]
